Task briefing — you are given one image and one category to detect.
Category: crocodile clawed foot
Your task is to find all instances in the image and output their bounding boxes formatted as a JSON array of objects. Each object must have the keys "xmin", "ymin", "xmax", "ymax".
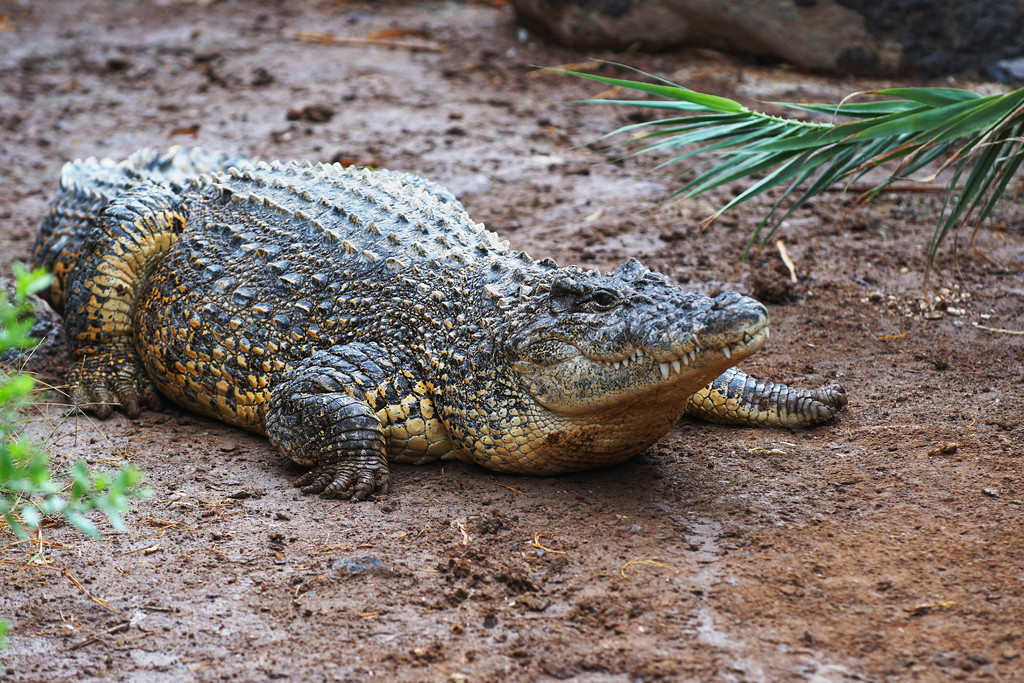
[
  {"xmin": 808, "ymin": 383, "xmax": 848, "ymax": 424},
  {"xmin": 68, "ymin": 352, "xmax": 162, "ymax": 418},
  {"xmin": 293, "ymin": 461, "xmax": 391, "ymax": 500}
]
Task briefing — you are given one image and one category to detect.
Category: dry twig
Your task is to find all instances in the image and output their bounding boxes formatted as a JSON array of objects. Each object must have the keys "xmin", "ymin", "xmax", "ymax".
[
  {"xmin": 774, "ymin": 240, "xmax": 798, "ymax": 283},
  {"xmin": 530, "ymin": 532, "xmax": 565, "ymax": 555},
  {"xmin": 455, "ymin": 519, "xmax": 471, "ymax": 545},
  {"xmin": 68, "ymin": 620, "xmax": 131, "ymax": 651},
  {"xmin": 972, "ymin": 322, "xmax": 1024, "ymax": 335},
  {"xmin": 296, "ymin": 30, "xmax": 443, "ymax": 53},
  {"xmin": 620, "ymin": 554, "xmax": 674, "ymax": 578}
]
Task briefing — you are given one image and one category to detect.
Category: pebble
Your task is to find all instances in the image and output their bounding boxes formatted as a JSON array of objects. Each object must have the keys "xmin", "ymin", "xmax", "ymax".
[{"xmin": 332, "ymin": 555, "xmax": 396, "ymax": 577}]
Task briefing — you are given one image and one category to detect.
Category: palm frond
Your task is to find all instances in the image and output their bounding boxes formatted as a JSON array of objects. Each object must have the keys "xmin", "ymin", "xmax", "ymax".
[{"xmin": 564, "ymin": 67, "xmax": 1024, "ymax": 267}]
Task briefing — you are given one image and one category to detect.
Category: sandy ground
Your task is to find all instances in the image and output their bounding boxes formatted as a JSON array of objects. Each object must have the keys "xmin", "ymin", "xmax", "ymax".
[{"xmin": 1, "ymin": 1, "xmax": 1022, "ymax": 680}]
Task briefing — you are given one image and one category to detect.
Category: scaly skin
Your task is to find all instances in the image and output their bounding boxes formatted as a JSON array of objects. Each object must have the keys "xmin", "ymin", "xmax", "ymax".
[
  {"xmin": 32, "ymin": 146, "xmax": 248, "ymax": 311},
  {"xmin": 34, "ymin": 148, "xmax": 847, "ymax": 499}
]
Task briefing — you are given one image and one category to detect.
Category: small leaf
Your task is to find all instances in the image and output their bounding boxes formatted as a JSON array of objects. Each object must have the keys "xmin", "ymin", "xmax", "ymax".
[
  {"xmin": 102, "ymin": 506, "xmax": 127, "ymax": 533},
  {"xmin": 70, "ymin": 460, "xmax": 91, "ymax": 501},
  {"xmin": 19, "ymin": 504, "xmax": 41, "ymax": 530},
  {"xmin": 4, "ymin": 512, "xmax": 27, "ymax": 540},
  {"xmin": 872, "ymin": 87, "xmax": 982, "ymax": 106},
  {"xmin": 63, "ymin": 511, "xmax": 99, "ymax": 538},
  {"xmin": 559, "ymin": 69, "xmax": 748, "ymax": 113}
]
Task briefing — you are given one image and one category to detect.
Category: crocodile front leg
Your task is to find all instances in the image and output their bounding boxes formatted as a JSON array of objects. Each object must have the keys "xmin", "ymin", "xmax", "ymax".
[
  {"xmin": 685, "ymin": 367, "xmax": 847, "ymax": 427},
  {"xmin": 264, "ymin": 346, "xmax": 393, "ymax": 500},
  {"xmin": 63, "ymin": 184, "xmax": 187, "ymax": 418}
]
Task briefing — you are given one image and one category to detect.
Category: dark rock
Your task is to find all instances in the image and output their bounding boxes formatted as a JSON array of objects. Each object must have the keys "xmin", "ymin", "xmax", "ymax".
[
  {"xmin": 251, "ymin": 67, "xmax": 275, "ymax": 87},
  {"xmin": 992, "ymin": 56, "xmax": 1024, "ymax": 83},
  {"xmin": 286, "ymin": 104, "xmax": 336, "ymax": 123},
  {"xmin": 512, "ymin": 0, "xmax": 1024, "ymax": 76}
]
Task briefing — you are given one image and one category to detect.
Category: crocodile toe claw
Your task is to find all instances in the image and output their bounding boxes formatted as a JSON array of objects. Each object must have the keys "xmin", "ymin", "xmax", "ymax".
[
  {"xmin": 68, "ymin": 352, "xmax": 161, "ymax": 418},
  {"xmin": 293, "ymin": 462, "xmax": 391, "ymax": 500},
  {"xmin": 813, "ymin": 383, "xmax": 848, "ymax": 420}
]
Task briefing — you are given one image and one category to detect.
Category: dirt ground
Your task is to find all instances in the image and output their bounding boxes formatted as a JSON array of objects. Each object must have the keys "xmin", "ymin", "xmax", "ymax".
[{"xmin": 1, "ymin": 1, "xmax": 1022, "ymax": 680}]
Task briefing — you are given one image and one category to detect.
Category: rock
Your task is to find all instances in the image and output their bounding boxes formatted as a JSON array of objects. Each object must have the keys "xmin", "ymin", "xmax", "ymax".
[
  {"xmin": 992, "ymin": 56, "xmax": 1024, "ymax": 83},
  {"xmin": 331, "ymin": 555, "xmax": 397, "ymax": 577},
  {"xmin": 286, "ymin": 103, "xmax": 335, "ymax": 123},
  {"xmin": 511, "ymin": 0, "xmax": 1024, "ymax": 76}
]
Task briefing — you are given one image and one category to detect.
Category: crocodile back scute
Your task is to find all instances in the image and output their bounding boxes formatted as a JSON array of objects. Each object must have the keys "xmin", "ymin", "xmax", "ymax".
[{"xmin": 32, "ymin": 146, "xmax": 249, "ymax": 309}]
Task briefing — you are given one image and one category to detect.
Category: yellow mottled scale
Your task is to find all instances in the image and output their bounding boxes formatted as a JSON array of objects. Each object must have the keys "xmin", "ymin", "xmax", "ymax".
[
  {"xmin": 687, "ymin": 384, "xmax": 763, "ymax": 424},
  {"xmin": 142, "ymin": 324, "xmax": 276, "ymax": 430},
  {"xmin": 137, "ymin": 315, "xmax": 273, "ymax": 431},
  {"xmin": 49, "ymin": 257, "xmax": 77, "ymax": 307},
  {"xmin": 445, "ymin": 381, "xmax": 698, "ymax": 475},
  {"xmin": 372, "ymin": 381, "xmax": 459, "ymax": 463}
]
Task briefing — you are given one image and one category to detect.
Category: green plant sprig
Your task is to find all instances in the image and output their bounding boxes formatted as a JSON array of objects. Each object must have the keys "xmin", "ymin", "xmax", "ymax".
[
  {"xmin": 565, "ymin": 65, "xmax": 1024, "ymax": 268},
  {"xmin": 2, "ymin": 265, "xmax": 154, "ymax": 654},
  {"xmin": 1, "ymin": 265, "xmax": 152, "ymax": 541}
]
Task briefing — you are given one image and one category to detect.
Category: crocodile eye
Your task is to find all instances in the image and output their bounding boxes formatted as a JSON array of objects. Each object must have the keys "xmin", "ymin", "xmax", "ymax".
[{"xmin": 591, "ymin": 290, "xmax": 619, "ymax": 310}]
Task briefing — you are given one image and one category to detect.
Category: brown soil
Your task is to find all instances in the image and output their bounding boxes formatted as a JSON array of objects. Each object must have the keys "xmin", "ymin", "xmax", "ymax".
[{"xmin": 1, "ymin": 2, "xmax": 1022, "ymax": 681}]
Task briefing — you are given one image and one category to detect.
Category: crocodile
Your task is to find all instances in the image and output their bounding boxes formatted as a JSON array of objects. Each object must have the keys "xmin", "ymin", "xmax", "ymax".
[{"xmin": 32, "ymin": 147, "xmax": 846, "ymax": 499}]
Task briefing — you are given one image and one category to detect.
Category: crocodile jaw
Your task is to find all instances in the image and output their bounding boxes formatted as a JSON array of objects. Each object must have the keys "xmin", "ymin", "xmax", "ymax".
[
  {"xmin": 588, "ymin": 324, "xmax": 769, "ymax": 386},
  {"xmin": 513, "ymin": 302, "xmax": 770, "ymax": 417},
  {"xmin": 485, "ymin": 322, "xmax": 767, "ymax": 475}
]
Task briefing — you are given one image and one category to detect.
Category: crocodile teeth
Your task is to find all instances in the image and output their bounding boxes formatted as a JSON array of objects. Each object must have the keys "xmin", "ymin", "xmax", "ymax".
[
  {"xmin": 659, "ymin": 363, "xmax": 670, "ymax": 379},
  {"xmin": 671, "ymin": 359, "xmax": 681, "ymax": 374},
  {"xmin": 613, "ymin": 361, "xmax": 622, "ymax": 370},
  {"xmin": 722, "ymin": 346, "xmax": 731, "ymax": 360}
]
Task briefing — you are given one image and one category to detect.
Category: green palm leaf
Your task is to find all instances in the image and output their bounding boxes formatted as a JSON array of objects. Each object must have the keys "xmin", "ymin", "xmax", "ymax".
[{"xmin": 565, "ymin": 66, "xmax": 1024, "ymax": 268}]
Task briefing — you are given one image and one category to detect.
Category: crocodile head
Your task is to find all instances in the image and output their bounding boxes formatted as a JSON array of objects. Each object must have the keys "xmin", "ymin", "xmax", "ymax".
[
  {"xmin": 506, "ymin": 257, "xmax": 768, "ymax": 412},
  {"xmin": 465, "ymin": 258, "xmax": 769, "ymax": 474}
]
